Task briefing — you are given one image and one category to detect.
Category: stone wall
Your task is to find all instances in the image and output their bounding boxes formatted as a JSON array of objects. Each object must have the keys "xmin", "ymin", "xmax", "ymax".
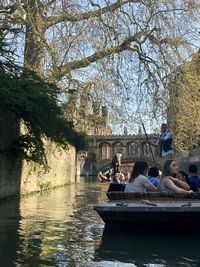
[
  {"xmin": 0, "ymin": 154, "xmax": 22, "ymax": 199},
  {"xmin": 0, "ymin": 111, "xmax": 22, "ymax": 199},
  {"xmin": 0, "ymin": 112, "xmax": 77, "ymax": 199},
  {"xmin": 20, "ymin": 143, "xmax": 76, "ymax": 195},
  {"xmin": 0, "ymin": 142, "xmax": 77, "ymax": 199},
  {"xmin": 177, "ymin": 150, "xmax": 200, "ymax": 173}
]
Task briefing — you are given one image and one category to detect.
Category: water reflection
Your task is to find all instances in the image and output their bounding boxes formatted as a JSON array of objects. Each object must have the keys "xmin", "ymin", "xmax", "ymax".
[
  {"xmin": 16, "ymin": 178, "xmax": 106, "ymax": 266},
  {"xmin": 0, "ymin": 177, "xmax": 200, "ymax": 267},
  {"xmin": 0, "ymin": 198, "xmax": 20, "ymax": 267}
]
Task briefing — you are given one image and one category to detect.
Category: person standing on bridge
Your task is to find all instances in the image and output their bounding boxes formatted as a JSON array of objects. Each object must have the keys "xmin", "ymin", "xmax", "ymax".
[
  {"xmin": 111, "ymin": 147, "xmax": 125, "ymax": 175},
  {"xmin": 155, "ymin": 123, "xmax": 174, "ymax": 158}
]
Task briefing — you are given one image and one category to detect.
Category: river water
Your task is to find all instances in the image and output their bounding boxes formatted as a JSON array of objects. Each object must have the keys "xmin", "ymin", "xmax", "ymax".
[{"xmin": 0, "ymin": 176, "xmax": 200, "ymax": 267}]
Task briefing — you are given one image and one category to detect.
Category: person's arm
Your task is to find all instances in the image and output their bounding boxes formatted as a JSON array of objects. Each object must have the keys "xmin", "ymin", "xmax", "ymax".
[
  {"xmin": 164, "ymin": 178, "xmax": 192, "ymax": 194},
  {"xmin": 170, "ymin": 177, "xmax": 190, "ymax": 190},
  {"xmin": 143, "ymin": 177, "xmax": 158, "ymax": 192},
  {"xmin": 146, "ymin": 183, "xmax": 158, "ymax": 192},
  {"xmin": 155, "ymin": 139, "xmax": 160, "ymax": 145},
  {"xmin": 98, "ymin": 171, "xmax": 107, "ymax": 181},
  {"xmin": 162, "ymin": 131, "xmax": 171, "ymax": 141},
  {"xmin": 154, "ymin": 178, "xmax": 160, "ymax": 187},
  {"xmin": 98, "ymin": 172, "xmax": 103, "ymax": 182}
]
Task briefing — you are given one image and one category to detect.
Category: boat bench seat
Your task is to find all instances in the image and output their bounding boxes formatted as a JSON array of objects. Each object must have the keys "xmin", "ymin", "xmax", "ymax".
[
  {"xmin": 106, "ymin": 191, "xmax": 200, "ymax": 200},
  {"xmin": 107, "ymin": 183, "xmax": 126, "ymax": 192}
]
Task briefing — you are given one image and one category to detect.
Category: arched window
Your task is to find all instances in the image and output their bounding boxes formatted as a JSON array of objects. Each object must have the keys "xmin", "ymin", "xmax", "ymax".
[
  {"xmin": 127, "ymin": 142, "xmax": 138, "ymax": 156},
  {"xmin": 100, "ymin": 142, "xmax": 111, "ymax": 160}
]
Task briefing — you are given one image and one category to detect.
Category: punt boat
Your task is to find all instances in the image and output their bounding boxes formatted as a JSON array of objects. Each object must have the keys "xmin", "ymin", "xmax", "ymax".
[{"xmin": 94, "ymin": 187, "xmax": 200, "ymax": 227}]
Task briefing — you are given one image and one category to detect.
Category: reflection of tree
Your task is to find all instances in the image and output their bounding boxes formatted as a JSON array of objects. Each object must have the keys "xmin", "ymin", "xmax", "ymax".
[
  {"xmin": 59, "ymin": 182, "xmax": 106, "ymax": 264},
  {"xmin": 15, "ymin": 182, "xmax": 106, "ymax": 265},
  {"xmin": 17, "ymin": 186, "xmax": 77, "ymax": 264}
]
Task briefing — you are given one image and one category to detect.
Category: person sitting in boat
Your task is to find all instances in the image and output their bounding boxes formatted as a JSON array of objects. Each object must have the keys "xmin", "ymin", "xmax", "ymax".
[
  {"xmin": 188, "ymin": 164, "xmax": 200, "ymax": 192},
  {"xmin": 177, "ymin": 170, "xmax": 189, "ymax": 184},
  {"xmin": 159, "ymin": 160, "xmax": 193, "ymax": 194},
  {"xmin": 148, "ymin": 166, "xmax": 160, "ymax": 187},
  {"xmin": 112, "ymin": 173, "xmax": 121, "ymax": 184},
  {"xmin": 118, "ymin": 172, "xmax": 125, "ymax": 183},
  {"xmin": 125, "ymin": 161, "xmax": 158, "ymax": 193},
  {"xmin": 124, "ymin": 172, "xmax": 130, "ymax": 183}
]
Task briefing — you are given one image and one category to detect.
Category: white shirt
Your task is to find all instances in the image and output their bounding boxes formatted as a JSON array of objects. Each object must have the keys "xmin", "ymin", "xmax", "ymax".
[
  {"xmin": 125, "ymin": 175, "xmax": 152, "ymax": 193},
  {"xmin": 156, "ymin": 131, "xmax": 174, "ymax": 157}
]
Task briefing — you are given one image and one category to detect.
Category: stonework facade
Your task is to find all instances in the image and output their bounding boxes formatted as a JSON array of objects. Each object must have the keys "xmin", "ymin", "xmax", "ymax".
[{"xmin": 0, "ymin": 112, "xmax": 77, "ymax": 200}]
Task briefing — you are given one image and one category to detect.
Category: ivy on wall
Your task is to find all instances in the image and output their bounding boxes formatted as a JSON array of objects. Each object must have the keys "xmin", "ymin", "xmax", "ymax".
[{"xmin": 0, "ymin": 42, "xmax": 87, "ymax": 166}]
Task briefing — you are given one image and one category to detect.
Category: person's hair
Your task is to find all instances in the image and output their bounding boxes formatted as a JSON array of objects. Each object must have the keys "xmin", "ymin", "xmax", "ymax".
[
  {"xmin": 161, "ymin": 123, "xmax": 167, "ymax": 127},
  {"xmin": 148, "ymin": 166, "xmax": 159, "ymax": 177},
  {"xmin": 178, "ymin": 171, "xmax": 189, "ymax": 181},
  {"xmin": 161, "ymin": 160, "xmax": 177, "ymax": 178},
  {"xmin": 105, "ymin": 173, "xmax": 110, "ymax": 179},
  {"xmin": 130, "ymin": 161, "xmax": 149, "ymax": 182},
  {"xmin": 188, "ymin": 164, "xmax": 198, "ymax": 174},
  {"xmin": 118, "ymin": 172, "xmax": 125, "ymax": 180}
]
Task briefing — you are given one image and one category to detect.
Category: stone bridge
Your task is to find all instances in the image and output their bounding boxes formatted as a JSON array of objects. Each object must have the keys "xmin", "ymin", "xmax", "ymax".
[{"xmin": 80, "ymin": 134, "xmax": 164, "ymax": 176}]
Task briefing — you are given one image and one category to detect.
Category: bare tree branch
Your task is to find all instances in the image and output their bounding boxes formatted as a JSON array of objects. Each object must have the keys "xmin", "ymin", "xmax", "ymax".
[{"xmin": 45, "ymin": 0, "xmax": 140, "ymax": 29}]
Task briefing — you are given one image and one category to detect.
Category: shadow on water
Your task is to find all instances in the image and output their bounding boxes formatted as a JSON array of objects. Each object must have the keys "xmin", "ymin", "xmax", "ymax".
[
  {"xmin": 0, "ymin": 197, "xmax": 21, "ymax": 267},
  {"xmin": 94, "ymin": 224, "xmax": 200, "ymax": 267}
]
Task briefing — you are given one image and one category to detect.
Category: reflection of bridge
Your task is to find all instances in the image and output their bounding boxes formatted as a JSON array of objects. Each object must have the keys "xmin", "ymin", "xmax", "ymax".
[{"xmin": 80, "ymin": 134, "xmax": 164, "ymax": 176}]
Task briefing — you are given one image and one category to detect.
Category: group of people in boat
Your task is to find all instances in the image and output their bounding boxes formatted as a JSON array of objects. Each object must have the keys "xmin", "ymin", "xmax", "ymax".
[
  {"xmin": 98, "ymin": 146, "xmax": 128, "ymax": 183},
  {"xmin": 99, "ymin": 159, "xmax": 200, "ymax": 194},
  {"xmin": 98, "ymin": 122, "xmax": 200, "ymax": 194},
  {"xmin": 98, "ymin": 169, "xmax": 130, "ymax": 184},
  {"xmin": 125, "ymin": 159, "xmax": 200, "ymax": 194}
]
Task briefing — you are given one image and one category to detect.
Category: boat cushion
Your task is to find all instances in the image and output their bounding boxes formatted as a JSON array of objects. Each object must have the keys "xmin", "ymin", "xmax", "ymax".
[{"xmin": 106, "ymin": 191, "xmax": 200, "ymax": 200}]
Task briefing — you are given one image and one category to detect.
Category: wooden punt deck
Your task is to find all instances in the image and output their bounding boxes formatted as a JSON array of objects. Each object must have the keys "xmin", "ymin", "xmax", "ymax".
[{"xmin": 94, "ymin": 192, "xmax": 200, "ymax": 226}]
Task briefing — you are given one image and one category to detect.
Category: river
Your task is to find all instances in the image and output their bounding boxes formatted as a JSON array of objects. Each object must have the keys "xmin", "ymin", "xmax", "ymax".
[{"xmin": 0, "ymin": 176, "xmax": 200, "ymax": 267}]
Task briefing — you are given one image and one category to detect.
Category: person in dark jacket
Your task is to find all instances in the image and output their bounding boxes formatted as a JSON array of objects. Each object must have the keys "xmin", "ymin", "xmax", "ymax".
[
  {"xmin": 188, "ymin": 164, "xmax": 200, "ymax": 192},
  {"xmin": 155, "ymin": 123, "xmax": 174, "ymax": 158},
  {"xmin": 111, "ymin": 147, "xmax": 124, "ymax": 175}
]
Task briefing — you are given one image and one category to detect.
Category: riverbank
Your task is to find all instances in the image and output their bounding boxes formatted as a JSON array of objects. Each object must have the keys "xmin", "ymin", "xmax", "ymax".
[{"xmin": 0, "ymin": 141, "xmax": 77, "ymax": 200}]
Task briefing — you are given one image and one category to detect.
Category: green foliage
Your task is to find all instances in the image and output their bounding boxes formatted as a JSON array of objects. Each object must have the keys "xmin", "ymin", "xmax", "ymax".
[
  {"xmin": 168, "ymin": 51, "xmax": 200, "ymax": 153},
  {"xmin": 0, "ymin": 56, "xmax": 87, "ymax": 166}
]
